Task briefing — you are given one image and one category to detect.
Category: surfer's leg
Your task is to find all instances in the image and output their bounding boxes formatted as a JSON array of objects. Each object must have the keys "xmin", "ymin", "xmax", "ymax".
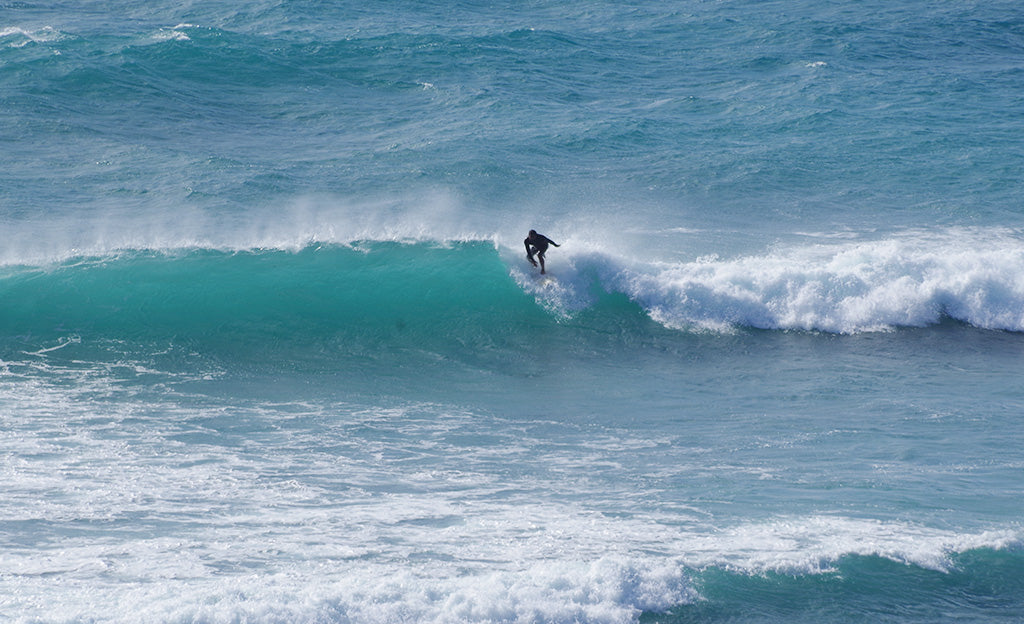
[{"xmin": 538, "ymin": 254, "xmax": 546, "ymax": 274}]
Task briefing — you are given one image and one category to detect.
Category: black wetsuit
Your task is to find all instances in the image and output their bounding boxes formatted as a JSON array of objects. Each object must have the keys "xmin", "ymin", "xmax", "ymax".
[{"xmin": 524, "ymin": 231, "xmax": 559, "ymax": 273}]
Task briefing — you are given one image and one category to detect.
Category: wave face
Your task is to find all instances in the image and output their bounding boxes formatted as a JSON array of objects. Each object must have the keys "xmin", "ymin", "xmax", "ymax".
[{"xmin": 0, "ymin": 242, "xmax": 530, "ymax": 346}]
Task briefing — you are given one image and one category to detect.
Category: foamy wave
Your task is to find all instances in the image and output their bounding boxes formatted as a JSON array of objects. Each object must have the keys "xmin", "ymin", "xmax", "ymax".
[
  {"xmin": 0, "ymin": 378, "xmax": 1018, "ymax": 623},
  {"xmin": 676, "ymin": 516, "xmax": 1022, "ymax": 575},
  {"xmin": 148, "ymin": 24, "xmax": 200, "ymax": 43},
  {"xmin": 5, "ymin": 511, "xmax": 1017, "ymax": 623},
  {"xmin": 2, "ymin": 557, "xmax": 691, "ymax": 624},
  {"xmin": 151, "ymin": 29, "xmax": 191, "ymax": 43},
  {"xmin": 540, "ymin": 229, "xmax": 1024, "ymax": 333},
  {"xmin": 0, "ymin": 26, "xmax": 62, "ymax": 47}
]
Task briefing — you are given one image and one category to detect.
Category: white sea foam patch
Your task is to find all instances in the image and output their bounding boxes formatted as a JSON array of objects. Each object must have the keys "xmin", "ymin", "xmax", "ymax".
[
  {"xmin": 2, "ymin": 556, "xmax": 692, "ymax": 624},
  {"xmin": 0, "ymin": 362, "xmax": 696, "ymax": 623},
  {"xmin": 675, "ymin": 516, "xmax": 1022, "ymax": 575},
  {"xmin": 4, "ymin": 508, "xmax": 1018, "ymax": 624},
  {"xmin": 0, "ymin": 26, "xmax": 62, "ymax": 47},
  {"xmin": 2, "ymin": 362, "xmax": 1021, "ymax": 623},
  {"xmin": 510, "ymin": 255, "xmax": 601, "ymax": 315},
  {"xmin": 606, "ymin": 230, "xmax": 1024, "ymax": 333},
  {"xmin": 510, "ymin": 228, "xmax": 1024, "ymax": 329},
  {"xmin": 151, "ymin": 27, "xmax": 191, "ymax": 43}
]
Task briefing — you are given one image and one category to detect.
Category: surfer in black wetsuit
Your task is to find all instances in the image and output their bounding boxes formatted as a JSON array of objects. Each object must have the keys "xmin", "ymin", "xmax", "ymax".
[{"xmin": 524, "ymin": 230, "xmax": 560, "ymax": 274}]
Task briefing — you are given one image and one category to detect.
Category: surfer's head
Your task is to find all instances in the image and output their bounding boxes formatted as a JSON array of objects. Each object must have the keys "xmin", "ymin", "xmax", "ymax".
[{"xmin": 529, "ymin": 230, "xmax": 537, "ymax": 236}]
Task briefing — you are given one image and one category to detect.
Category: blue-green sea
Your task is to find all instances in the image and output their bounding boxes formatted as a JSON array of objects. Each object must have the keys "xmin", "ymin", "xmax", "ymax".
[{"xmin": 2, "ymin": 2, "xmax": 1024, "ymax": 622}]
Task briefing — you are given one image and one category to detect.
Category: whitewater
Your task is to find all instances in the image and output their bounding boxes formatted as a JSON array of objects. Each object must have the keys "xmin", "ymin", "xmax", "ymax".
[{"xmin": 3, "ymin": 1, "xmax": 1024, "ymax": 623}]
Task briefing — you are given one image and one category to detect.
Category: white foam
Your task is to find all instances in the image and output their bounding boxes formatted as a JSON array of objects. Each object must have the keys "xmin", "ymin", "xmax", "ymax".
[
  {"xmin": 3, "ymin": 501, "xmax": 1017, "ymax": 623},
  {"xmin": 1, "ymin": 556, "xmax": 692, "ymax": 624},
  {"xmin": 0, "ymin": 26, "xmax": 61, "ymax": 47},
  {"xmin": 2, "ymin": 365, "xmax": 1021, "ymax": 623},
  {"xmin": 520, "ymin": 228, "xmax": 1024, "ymax": 333},
  {"xmin": 23, "ymin": 335, "xmax": 81, "ymax": 356},
  {"xmin": 674, "ymin": 516, "xmax": 1022, "ymax": 575},
  {"xmin": 151, "ymin": 28, "xmax": 191, "ymax": 43},
  {"xmin": 0, "ymin": 382, "xmax": 695, "ymax": 621}
]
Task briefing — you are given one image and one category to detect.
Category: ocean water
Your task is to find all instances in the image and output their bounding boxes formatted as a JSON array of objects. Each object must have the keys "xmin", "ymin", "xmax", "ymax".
[{"xmin": 2, "ymin": 1, "xmax": 1024, "ymax": 622}]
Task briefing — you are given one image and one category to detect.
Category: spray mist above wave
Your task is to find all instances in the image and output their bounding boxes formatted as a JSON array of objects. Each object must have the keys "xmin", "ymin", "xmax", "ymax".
[{"xmin": 0, "ymin": 193, "xmax": 505, "ymax": 267}]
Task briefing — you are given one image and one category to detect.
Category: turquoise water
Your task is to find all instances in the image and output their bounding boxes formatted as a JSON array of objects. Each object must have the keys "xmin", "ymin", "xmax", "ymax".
[{"xmin": 2, "ymin": 2, "xmax": 1024, "ymax": 622}]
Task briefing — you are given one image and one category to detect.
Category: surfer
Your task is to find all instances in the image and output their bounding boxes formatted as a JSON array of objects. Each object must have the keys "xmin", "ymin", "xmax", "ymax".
[{"xmin": 524, "ymin": 230, "xmax": 559, "ymax": 274}]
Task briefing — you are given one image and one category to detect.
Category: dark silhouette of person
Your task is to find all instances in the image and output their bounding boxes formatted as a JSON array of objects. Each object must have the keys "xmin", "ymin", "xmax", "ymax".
[{"xmin": 524, "ymin": 230, "xmax": 559, "ymax": 274}]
